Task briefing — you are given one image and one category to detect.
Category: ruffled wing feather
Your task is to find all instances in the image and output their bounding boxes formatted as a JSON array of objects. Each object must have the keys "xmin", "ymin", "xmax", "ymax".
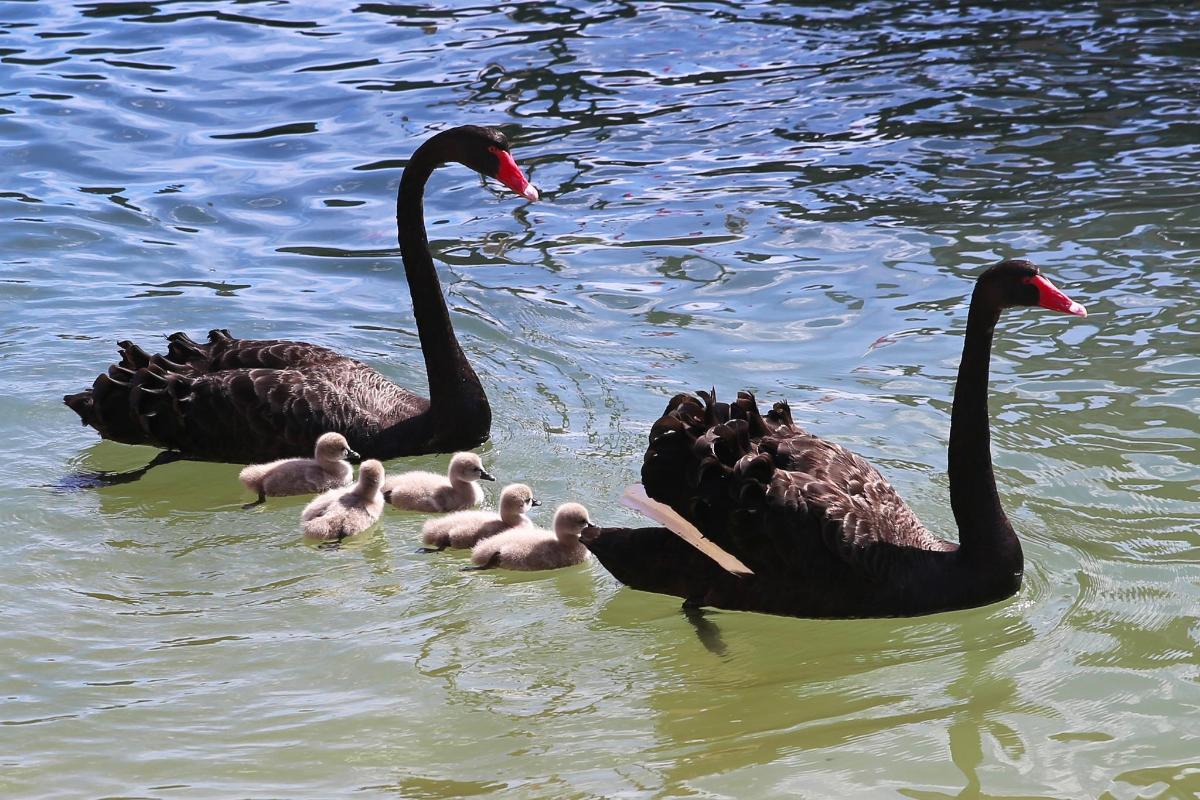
[{"xmin": 641, "ymin": 389, "xmax": 951, "ymax": 582}]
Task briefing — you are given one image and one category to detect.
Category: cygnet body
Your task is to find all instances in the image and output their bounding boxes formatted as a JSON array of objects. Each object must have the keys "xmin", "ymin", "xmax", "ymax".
[
  {"xmin": 301, "ymin": 460, "xmax": 385, "ymax": 541},
  {"xmin": 469, "ymin": 502, "xmax": 591, "ymax": 571},
  {"xmin": 421, "ymin": 483, "xmax": 538, "ymax": 551},
  {"xmin": 382, "ymin": 452, "xmax": 494, "ymax": 512},
  {"xmin": 239, "ymin": 432, "xmax": 357, "ymax": 508}
]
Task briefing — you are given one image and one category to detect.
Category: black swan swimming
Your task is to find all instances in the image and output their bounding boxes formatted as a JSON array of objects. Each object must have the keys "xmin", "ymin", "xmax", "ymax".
[
  {"xmin": 582, "ymin": 260, "xmax": 1087, "ymax": 618},
  {"xmin": 64, "ymin": 125, "xmax": 537, "ymax": 469}
]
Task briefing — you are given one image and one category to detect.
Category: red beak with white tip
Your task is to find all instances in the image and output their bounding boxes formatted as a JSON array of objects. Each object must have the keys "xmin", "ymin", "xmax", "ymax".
[
  {"xmin": 1030, "ymin": 275, "xmax": 1087, "ymax": 318},
  {"xmin": 491, "ymin": 146, "xmax": 539, "ymax": 202}
]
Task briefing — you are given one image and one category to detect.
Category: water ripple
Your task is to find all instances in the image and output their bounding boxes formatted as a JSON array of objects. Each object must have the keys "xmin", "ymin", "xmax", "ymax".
[{"xmin": 1, "ymin": 2, "xmax": 1197, "ymax": 798}]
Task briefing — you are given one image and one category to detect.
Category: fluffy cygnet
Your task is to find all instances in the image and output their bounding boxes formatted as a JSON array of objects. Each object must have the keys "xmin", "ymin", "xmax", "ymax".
[
  {"xmin": 239, "ymin": 432, "xmax": 357, "ymax": 509},
  {"xmin": 420, "ymin": 483, "xmax": 539, "ymax": 551},
  {"xmin": 468, "ymin": 502, "xmax": 592, "ymax": 571},
  {"xmin": 301, "ymin": 460, "xmax": 385, "ymax": 542},
  {"xmin": 382, "ymin": 452, "xmax": 494, "ymax": 513}
]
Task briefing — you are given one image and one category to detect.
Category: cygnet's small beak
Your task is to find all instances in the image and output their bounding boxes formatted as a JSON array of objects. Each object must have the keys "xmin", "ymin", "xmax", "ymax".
[
  {"xmin": 531, "ymin": 499, "xmax": 542, "ymax": 507},
  {"xmin": 479, "ymin": 469, "xmax": 496, "ymax": 482},
  {"xmin": 346, "ymin": 449, "xmax": 361, "ymax": 461}
]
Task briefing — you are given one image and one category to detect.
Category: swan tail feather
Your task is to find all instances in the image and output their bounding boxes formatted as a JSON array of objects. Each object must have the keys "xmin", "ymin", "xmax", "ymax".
[
  {"xmin": 65, "ymin": 337, "xmax": 206, "ymax": 448},
  {"xmin": 642, "ymin": 388, "xmax": 811, "ymax": 573},
  {"xmin": 68, "ymin": 330, "xmax": 372, "ymax": 462},
  {"xmin": 166, "ymin": 331, "xmax": 212, "ymax": 367},
  {"xmin": 63, "ymin": 389, "xmax": 94, "ymax": 427},
  {"xmin": 117, "ymin": 340, "xmax": 152, "ymax": 370}
]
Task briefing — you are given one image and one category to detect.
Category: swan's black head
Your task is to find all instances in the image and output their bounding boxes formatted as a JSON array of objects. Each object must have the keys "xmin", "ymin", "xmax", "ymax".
[
  {"xmin": 976, "ymin": 259, "xmax": 1087, "ymax": 317},
  {"xmin": 436, "ymin": 125, "xmax": 538, "ymax": 201}
]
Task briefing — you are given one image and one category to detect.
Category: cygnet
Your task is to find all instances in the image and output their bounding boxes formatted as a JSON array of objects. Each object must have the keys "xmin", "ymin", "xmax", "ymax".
[
  {"xmin": 420, "ymin": 483, "xmax": 539, "ymax": 551},
  {"xmin": 239, "ymin": 432, "xmax": 357, "ymax": 509},
  {"xmin": 467, "ymin": 502, "xmax": 591, "ymax": 572},
  {"xmin": 301, "ymin": 460, "xmax": 385, "ymax": 542},
  {"xmin": 382, "ymin": 452, "xmax": 494, "ymax": 512}
]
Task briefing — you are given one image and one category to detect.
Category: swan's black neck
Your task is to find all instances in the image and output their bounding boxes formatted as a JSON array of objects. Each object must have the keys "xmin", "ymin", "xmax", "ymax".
[
  {"xmin": 395, "ymin": 135, "xmax": 490, "ymax": 447},
  {"xmin": 947, "ymin": 288, "xmax": 1020, "ymax": 568}
]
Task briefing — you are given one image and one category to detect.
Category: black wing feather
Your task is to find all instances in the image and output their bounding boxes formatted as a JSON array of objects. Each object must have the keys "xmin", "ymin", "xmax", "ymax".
[
  {"xmin": 642, "ymin": 389, "xmax": 951, "ymax": 582},
  {"xmin": 65, "ymin": 331, "xmax": 431, "ymax": 462}
]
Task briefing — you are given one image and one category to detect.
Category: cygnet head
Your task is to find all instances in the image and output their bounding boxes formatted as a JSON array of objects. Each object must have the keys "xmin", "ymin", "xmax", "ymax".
[
  {"xmin": 553, "ymin": 502, "xmax": 592, "ymax": 540},
  {"xmin": 356, "ymin": 460, "xmax": 385, "ymax": 493},
  {"xmin": 315, "ymin": 432, "xmax": 358, "ymax": 463},
  {"xmin": 498, "ymin": 483, "xmax": 539, "ymax": 518},
  {"xmin": 448, "ymin": 452, "xmax": 495, "ymax": 484}
]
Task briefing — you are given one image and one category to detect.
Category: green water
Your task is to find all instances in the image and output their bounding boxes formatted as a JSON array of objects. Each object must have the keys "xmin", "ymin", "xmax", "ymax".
[{"xmin": 1, "ymin": 2, "xmax": 1197, "ymax": 797}]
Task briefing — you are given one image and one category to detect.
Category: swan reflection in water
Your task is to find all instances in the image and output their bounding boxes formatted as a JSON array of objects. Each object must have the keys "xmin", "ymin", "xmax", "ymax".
[{"xmin": 595, "ymin": 588, "xmax": 1039, "ymax": 796}]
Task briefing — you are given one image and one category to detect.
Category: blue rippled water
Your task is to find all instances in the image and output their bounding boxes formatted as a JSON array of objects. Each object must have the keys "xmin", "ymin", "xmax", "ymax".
[{"xmin": 1, "ymin": 2, "xmax": 1197, "ymax": 797}]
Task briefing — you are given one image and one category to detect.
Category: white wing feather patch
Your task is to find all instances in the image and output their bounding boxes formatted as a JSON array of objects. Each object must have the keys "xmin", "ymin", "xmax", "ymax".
[{"xmin": 619, "ymin": 484, "xmax": 754, "ymax": 577}]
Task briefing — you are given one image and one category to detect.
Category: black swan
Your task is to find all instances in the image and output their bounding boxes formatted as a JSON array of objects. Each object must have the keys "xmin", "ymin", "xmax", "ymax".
[
  {"xmin": 64, "ymin": 125, "xmax": 537, "ymax": 470},
  {"xmin": 582, "ymin": 260, "xmax": 1087, "ymax": 618}
]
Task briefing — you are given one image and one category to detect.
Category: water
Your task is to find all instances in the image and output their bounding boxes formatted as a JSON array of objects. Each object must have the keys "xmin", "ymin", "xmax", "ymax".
[{"xmin": 2, "ymin": 2, "xmax": 1197, "ymax": 797}]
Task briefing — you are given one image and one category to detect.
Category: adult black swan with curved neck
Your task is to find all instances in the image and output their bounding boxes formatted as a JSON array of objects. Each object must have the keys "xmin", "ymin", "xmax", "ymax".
[
  {"xmin": 583, "ymin": 261, "xmax": 1087, "ymax": 618},
  {"xmin": 64, "ymin": 125, "xmax": 537, "ymax": 473}
]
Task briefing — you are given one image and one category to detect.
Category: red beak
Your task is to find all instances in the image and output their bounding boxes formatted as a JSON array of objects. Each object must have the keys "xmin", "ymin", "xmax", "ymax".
[
  {"xmin": 492, "ymin": 148, "xmax": 538, "ymax": 202},
  {"xmin": 1031, "ymin": 275, "xmax": 1087, "ymax": 317}
]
